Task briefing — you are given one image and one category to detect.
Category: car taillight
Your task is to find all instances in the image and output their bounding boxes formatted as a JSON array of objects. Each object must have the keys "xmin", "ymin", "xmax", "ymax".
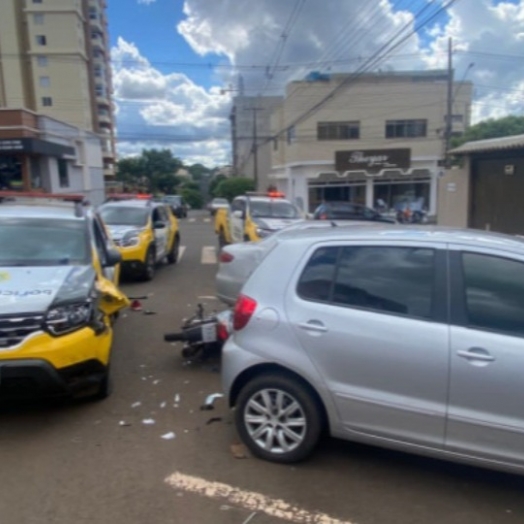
[
  {"xmin": 219, "ymin": 250, "xmax": 234, "ymax": 263},
  {"xmin": 217, "ymin": 322, "xmax": 229, "ymax": 341},
  {"xmin": 233, "ymin": 294, "xmax": 257, "ymax": 331}
]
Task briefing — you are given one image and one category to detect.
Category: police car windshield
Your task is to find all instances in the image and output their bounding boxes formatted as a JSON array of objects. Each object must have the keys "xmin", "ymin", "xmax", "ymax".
[
  {"xmin": 0, "ymin": 218, "xmax": 89, "ymax": 266},
  {"xmin": 100, "ymin": 206, "xmax": 149, "ymax": 227},
  {"xmin": 250, "ymin": 201, "xmax": 300, "ymax": 219}
]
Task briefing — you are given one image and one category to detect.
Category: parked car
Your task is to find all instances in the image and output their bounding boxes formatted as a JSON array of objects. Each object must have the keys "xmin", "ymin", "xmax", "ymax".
[
  {"xmin": 216, "ymin": 220, "xmax": 384, "ymax": 306},
  {"xmin": 208, "ymin": 197, "xmax": 229, "ymax": 216},
  {"xmin": 163, "ymin": 195, "xmax": 188, "ymax": 218},
  {"xmin": 313, "ymin": 201, "xmax": 395, "ymax": 223},
  {"xmin": 222, "ymin": 225, "xmax": 524, "ymax": 475}
]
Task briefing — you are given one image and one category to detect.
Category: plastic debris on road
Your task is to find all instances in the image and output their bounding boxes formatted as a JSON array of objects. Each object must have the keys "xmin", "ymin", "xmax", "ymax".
[
  {"xmin": 131, "ymin": 401, "xmax": 142, "ymax": 408},
  {"xmin": 153, "ymin": 379, "xmax": 161, "ymax": 385},
  {"xmin": 201, "ymin": 392, "xmax": 224, "ymax": 410},
  {"xmin": 174, "ymin": 394, "xmax": 180, "ymax": 403},
  {"xmin": 142, "ymin": 418, "xmax": 156, "ymax": 425},
  {"xmin": 119, "ymin": 421, "xmax": 131, "ymax": 427},
  {"xmin": 161, "ymin": 432, "xmax": 176, "ymax": 440},
  {"xmin": 130, "ymin": 299, "xmax": 143, "ymax": 312},
  {"xmin": 230, "ymin": 443, "xmax": 248, "ymax": 459},
  {"xmin": 160, "ymin": 401, "xmax": 167, "ymax": 408}
]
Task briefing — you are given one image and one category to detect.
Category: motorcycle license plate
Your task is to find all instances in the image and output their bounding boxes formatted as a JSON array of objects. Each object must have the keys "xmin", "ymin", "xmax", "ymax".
[{"xmin": 201, "ymin": 323, "xmax": 217, "ymax": 343}]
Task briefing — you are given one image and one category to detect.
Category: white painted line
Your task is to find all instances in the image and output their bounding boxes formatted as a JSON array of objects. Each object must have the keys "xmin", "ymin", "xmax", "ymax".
[
  {"xmin": 201, "ymin": 246, "xmax": 217, "ymax": 264},
  {"xmin": 188, "ymin": 218, "xmax": 196, "ymax": 223},
  {"xmin": 165, "ymin": 472, "xmax": 352, "ymax": 524},
  {"xmin": 203, "ymin": 218, "xmax": 211, "ymax": 223},
  {"xmin": 178, "ymin": 246, "xmax": 186, "ymax": 262},
  {"xmin": 197, "ymin": 295, "xmax": 218, "ymax": 300}
]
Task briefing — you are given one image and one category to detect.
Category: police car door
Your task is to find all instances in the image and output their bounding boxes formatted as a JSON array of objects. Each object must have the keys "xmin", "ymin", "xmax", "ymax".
[
  {"xmin": 152, "ymin": 206, "xmax": 169, "ymax": 260},
  {"xmin": 230, "ymin": 198, "xmax": 246, "ymax": 243}
]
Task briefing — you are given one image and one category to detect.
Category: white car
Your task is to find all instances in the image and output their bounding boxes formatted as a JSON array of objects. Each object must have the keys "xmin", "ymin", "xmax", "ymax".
[{"xmin": 208, "ymin": 198, "xmax": 229, "ymax": 216}]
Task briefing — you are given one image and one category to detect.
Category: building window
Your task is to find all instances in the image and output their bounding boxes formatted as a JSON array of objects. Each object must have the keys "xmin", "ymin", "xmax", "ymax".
[
  {"xmin": 89, "ymin": 7, "xmax": 98, "ymax": 19},
  {"xmin": 42, "ymin": 96, "xmax": 53, "ymax": 106},
  {"xmin": 36, "ymin": 35, "xmax": 47, "ymax": 46},
  {"xmin": 37, "ymin": 55, "xmax": 48, "ymax": 67},
  {"xmin": 386, "ymin": 119, "xmax": 427, "ymax": 138},
  {"xmin": 318, "ymin": 121, "xmax": 360, "ymax": 140},
  {"xmin": 39, "ymin": 76, "xmax": 50, "ymax": 87},
  {"xmin": 95, "ymin": 85, "xmax": 106, "ymax": 97},
  {"xmin": 57, "ymin": 159, "xmax": 69, "ymax": 188},
  {"xmin": 33, "ymin": 13, "xmax": 44, "ymax": 25},
  {"xmin": 94, "ymin": 65, "xmax": 103, "ymax": 77}
]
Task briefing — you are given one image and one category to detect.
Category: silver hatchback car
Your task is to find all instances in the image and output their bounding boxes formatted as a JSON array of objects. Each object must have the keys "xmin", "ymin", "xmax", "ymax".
[{"xmin": 222, "ymin": 226, "xmax": 524, "ymax": 474}]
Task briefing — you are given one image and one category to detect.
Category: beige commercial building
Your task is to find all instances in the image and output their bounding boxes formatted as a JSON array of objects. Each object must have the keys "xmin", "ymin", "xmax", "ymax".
[
  {"xmin": 268, "ymin": 70, "xmax": 473, "ymax": 217},
  {"xmin": 0, "ymin": 0, "xmax": 116, "ymax": 179}
]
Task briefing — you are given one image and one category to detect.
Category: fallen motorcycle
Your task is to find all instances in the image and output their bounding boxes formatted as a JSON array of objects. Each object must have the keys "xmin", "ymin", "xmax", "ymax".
[{"xmin": 164, "ymin": 303, "xmax": 232, "ymax": 360}]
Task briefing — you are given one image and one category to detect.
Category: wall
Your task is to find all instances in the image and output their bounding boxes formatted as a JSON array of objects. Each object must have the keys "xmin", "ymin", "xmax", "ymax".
[{"xmin": 437, "ymin": 159, "xmax": 470, "ymax": 228}]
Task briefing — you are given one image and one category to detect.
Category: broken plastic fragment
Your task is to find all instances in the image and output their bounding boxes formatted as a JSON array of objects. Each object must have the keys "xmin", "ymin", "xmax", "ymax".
[
  {"xmin": 174, "ymin": 394, "xmax": 180, "ymax": 403},
  {"xmin": 131, "ymin": 401, "xmax": 141, "ymax": 408},
  {"xmin": 119, "ymin": 421, "xmax": 131, "ymax": 427},
  {"xmin": 201, "ymin": 392, "xmax": 224, "ymax": 410},
  {"xmin": 160, "ymin": 401, "xmax": 167, "ymax": 408},
  {"xmin": 153, "ymin": 379, "xmax": 161, "ymax": 385},
  {"xmin": 142, "ymin": 418, "xmax": 155, "ymax": 425},
  {"xmin": 161, "ymin": 432, "xmax": 176, "ymax": 440}
]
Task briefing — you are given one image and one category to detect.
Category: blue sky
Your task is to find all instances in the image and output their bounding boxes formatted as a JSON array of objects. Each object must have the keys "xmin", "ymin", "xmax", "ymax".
[{"xmin": 107, "ymin": 0, "xmax": 524, "ymax": 166}]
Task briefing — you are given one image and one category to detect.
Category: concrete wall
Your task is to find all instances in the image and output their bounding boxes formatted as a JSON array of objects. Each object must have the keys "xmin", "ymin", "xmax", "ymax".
[{"xmin": 437, "ymin": 158, "xmax": 470, "ymax": 229}]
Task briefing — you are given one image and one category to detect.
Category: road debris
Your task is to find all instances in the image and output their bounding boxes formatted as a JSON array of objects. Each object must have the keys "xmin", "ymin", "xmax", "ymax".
[
  {"xmin": 201, "ymin": 392, "xmax": 224, "ymax": 410},
  {"xmin": 160, "ymin": 401, "xmax": 167, "ymax": 408},
  {"xmin": 144, "ymin": 310, "xmax": 157, "ymax": 315},
  {"xmin": 131, "ymin": 401, "xmax": 142, "ymax": 408},
  {"xmin": 174, "ymin": 394, "xmax": 180, "ymax": 403},
  {"xmin": 142, "ymin": 418, "xmax": 156, "ymax": 425},
  {"xmin": 153, "ymin": 379, "xmax": 161, "ymax": 385},
  {"xmin": 130, "ymin": 299, "xmax": 143, "ymax": 311},
  {"xmin": 206, "ymin": 417, "xmax": 222, "ymax": 425},
  {"xmin": 243, "ymin": 512, "xmax": 257, "ymax": 524},
  {"xmin": 230, "ymin": 443, "xmax": 248, "ymax": 459},
  {"xmin": 161, "ymin": 432, "xmax": 176, "ymax": 440},
  {"xmin": 119, "ymin": 421, "xmax": 131, "ymax": 427}
]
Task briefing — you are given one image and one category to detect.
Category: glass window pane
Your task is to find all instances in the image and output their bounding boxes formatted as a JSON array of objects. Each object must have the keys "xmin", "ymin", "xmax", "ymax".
[
  {"xmin": 462, "ymin": 253, "xmax": 524, "ymax": 338},
  {"xmin": 334, "ymin": 247, "xmax": 435, "ymax": 319},
  {"xmin": 297, "ymin": 247, "xmax": 339, "ymax": 302}
]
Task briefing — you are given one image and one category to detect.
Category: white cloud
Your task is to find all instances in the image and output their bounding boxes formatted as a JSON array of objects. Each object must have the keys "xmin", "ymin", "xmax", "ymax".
[
  {"xmin": 137, "ymin": 0, "xmax": 156, "ymax": 5},
  {"xmin": 111, "ymin": 37, "xmax": 232, "ymax": 166}
]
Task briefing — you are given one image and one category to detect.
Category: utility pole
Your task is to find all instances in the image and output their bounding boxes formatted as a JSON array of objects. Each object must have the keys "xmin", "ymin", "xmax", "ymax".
[
  {"xmin": 444, "ymin": 37, "xmax": 454, "ymax": 168},
  {"xmin": 245, "ymin": 106, "xmax": 264, "ymax": 189}
]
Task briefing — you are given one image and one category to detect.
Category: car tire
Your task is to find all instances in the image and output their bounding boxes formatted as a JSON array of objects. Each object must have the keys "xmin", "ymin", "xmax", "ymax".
[
  {"xmin": 141, "ymin": 247, "xmax": 156, "ymax": 281},
  {"xmin": 235, "ymin": 374, "xmax": 323, "ymax": 463},
  {"xmin": 167, "ymin": 236, "xmax": 179, "ymax": 265},
  {"xmin": 218, "ymin": 229, "xmax": 227, "ymax": 249},
  {"xmin": 88, "ymin": 365, "xmax": 113, "ymax": 401}
]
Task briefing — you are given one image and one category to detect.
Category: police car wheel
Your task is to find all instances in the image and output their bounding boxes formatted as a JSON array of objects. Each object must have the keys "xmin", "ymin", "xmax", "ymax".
[
  {"xmin": 92, "ymin": 367, "xmax": 112, "ymax": 401},
  {"xmin": 142, "ymin": 248, "xmax": 156, "ymax": 281}
]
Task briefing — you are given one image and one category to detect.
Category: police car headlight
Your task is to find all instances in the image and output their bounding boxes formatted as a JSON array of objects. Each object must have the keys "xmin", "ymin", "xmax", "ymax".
[
  {"xmin": 46, "ymin": 302, "xmax": 93, "ymax": 336},
  {"xmin": 121, "ymin": 232, "xmax": 140, "ymax": 247},
  {"xmin": 256, "ymin": 228, "xmax": 273, "ymax": 238}
]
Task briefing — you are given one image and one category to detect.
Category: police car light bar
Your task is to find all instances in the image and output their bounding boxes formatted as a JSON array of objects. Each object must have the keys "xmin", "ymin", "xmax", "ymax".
[
  {"xmin": 245, "ymin": 191, "xmax": 286, "ymax": 198},
  {"xmin": 0, "ymin": 191, "xmax": 87, "ymax": 203},
  {"xmin": 105, "ymin": 193, "xmax": 152, "ymax": 202}
]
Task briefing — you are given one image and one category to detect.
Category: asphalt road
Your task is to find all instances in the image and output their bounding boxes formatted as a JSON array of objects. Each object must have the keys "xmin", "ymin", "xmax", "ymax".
[{"xmin": 1, "ymin": 210, "xmax": 524, "ymax": 524}]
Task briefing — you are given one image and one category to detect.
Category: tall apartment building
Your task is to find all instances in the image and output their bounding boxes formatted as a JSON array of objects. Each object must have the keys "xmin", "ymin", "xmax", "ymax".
[{"xmin": 0, "ymin": 0, "xmax": 116, "ymax": 179}]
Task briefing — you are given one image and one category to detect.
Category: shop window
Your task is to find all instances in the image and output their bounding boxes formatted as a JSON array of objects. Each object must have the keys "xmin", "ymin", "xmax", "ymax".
[
  {"xmin": 58, "ymin": 159, "xmax": 69, "ymax": 188},
  {"xmin": 373, "ymin": 182, "xmax": 430, "ymax": 215},
  {"xmin": 318, "ymin": 122, "xmax": 360, "ymax": 140},
  {"xmin": 36, "ymin": 35, "xmax": 47, "ymax": 46},
  {"xmin": 386, "ymin": 119, "xmax": 427, "ymax": 139}
]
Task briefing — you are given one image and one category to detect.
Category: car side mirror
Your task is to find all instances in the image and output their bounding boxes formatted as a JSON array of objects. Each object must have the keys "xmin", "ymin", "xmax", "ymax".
[
  {"xmin": 232, "ymin": 210, "xmax": 244, "ymax": 219},
  {"xmin": 153, "ymin": 221, "xmax": 166, "ymax": 229},
  {"xmin": 104, "ymin": 247, "xmax": 122, "ymax": 268}
]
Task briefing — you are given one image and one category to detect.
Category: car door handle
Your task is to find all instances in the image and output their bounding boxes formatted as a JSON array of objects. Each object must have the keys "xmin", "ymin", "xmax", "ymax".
[
  {"xmin": 457, "ymin": 349, "xmax": 495, "ymax": 362},
  {"xmin": 298, "ymin": 321, "xmax": 327, "ymax": 333}
]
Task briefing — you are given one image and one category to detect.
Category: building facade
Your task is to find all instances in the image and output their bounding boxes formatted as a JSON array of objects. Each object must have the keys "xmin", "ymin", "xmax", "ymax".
[
  {"xmin": 0, "ymin": 109, "xmax": 105, "ymax": 206},
  {"xmin": 230, "ymin": 95, "xmax": 283, "ymax": 191},
  {"xmin": 268, "ymin": 70, "xmax": 473, "ymax": 217},
  {"xmin": 0, "ymin": 0, "xmax": 116, "ymax": 179}
]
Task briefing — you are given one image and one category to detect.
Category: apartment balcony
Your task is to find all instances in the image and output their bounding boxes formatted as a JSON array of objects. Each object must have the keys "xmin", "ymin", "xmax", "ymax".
[
  {"xmin": 103, "ymin": 150, "xmax": 116, "ymax": 163},
  {"xmin": 96, "ymin": 94, "xmax": 111, "ymax": 107},
  {"xmin": 104, "ymin": 166, "xmax": 116, "ymax": 178},
  {"xmin": 89, "ymin": 16, "xmax": 104, "ymax": 33},
  {"xmin": 97, "ymin": 112, "xmax": 112, "ymax": 125}
]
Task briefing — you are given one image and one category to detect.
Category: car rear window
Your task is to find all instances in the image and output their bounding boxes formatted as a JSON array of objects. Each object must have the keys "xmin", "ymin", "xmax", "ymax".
[{"xmin": 297, "ymin": 245, "xmax": 435, "ymax": 319}]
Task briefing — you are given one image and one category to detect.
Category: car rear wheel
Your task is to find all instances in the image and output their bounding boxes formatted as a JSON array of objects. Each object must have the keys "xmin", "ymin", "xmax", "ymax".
[
  {"xmin": 167, "ymin": 236, "xmax": 179, "ymax": 264},
  {"xmin": 235, "ymin": 374, "xmax": 322, "ymax": 463}
]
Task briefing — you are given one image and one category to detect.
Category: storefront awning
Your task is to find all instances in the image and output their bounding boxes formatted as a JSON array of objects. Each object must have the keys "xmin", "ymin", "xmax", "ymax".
[{"xmin": 0, "ymin": 137, "xmax": 75, "ymax": 157}]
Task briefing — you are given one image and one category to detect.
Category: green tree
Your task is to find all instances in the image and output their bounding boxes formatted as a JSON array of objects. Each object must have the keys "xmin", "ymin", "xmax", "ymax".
[
  {"xmin": 208, "ymin": 174, "xmax": 227, "ymax": 197},
  {"xmin": 187, "ymin": 163, "xmax": 211, "ymax": 182},
  {"xmin": 213, "ymin": 177, "xmax": 255, "ymax": 201},
  {"xmin": 180, "ymin": 187, "xmax": 203, "ymax": 209},
  {"xmin": 116, "ymin": 148, "xmax": 184, "ymax": 193},
  {"xmin": 452, "ymin": 115, "xmax": 524, "ymax": 148}
]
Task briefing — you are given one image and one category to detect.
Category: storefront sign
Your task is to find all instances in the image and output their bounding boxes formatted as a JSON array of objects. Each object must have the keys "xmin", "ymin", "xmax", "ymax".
[
  {"xmin": 0, "ymin": 137, "xmax": 74, "ymax": 157},
  {"xmin": 0, "ymin": 139, "xmax": 24, "ymax": 152},
  {"xmin": 335, "ymin": 148, "xmax": 411, "ymax": 174}
]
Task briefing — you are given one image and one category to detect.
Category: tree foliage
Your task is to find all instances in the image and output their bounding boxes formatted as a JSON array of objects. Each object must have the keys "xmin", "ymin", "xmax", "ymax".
[
  {"xmin": 180, "ymin": 187, "xmax": 203, "ymax": 209},
  {"xmin": 452, "ymin": 115, "xmax": 524, "ymax": 148},
  {"xmin": 187, "ymin": 163, "xmax": 211, "ymax": 181},
  {"xmin": 213, "ymin": 177, "xmax": 255, "ymax": 201},
  {"xmin": 116, "ymin": 149, "xmax": 183, "ymax": 194}
]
